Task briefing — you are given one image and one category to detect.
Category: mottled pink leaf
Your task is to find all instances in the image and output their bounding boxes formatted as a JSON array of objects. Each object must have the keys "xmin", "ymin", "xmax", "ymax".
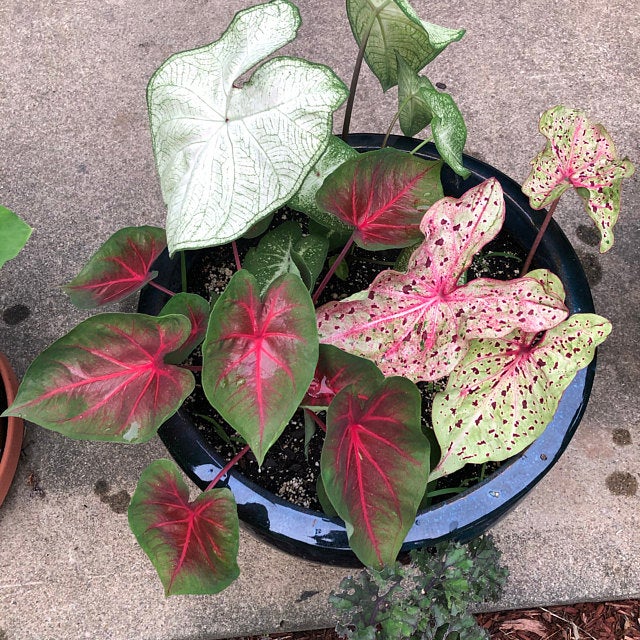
[
  {"xmin": 129, "ymin": 459, "xmax": 239, "ymax": 595},
  {"xmin": 65, "ymin": 226, "xmax": 167, "ymax": 308},
  {"xmin": 202, "ymin": 270, "xmax": 318, "ymax": 465},
  {"xmin": 316, "ymin": 148, "xmax": 443, "ymax": 250},
  {"xmin": 522, "ymin": 106, "xmax": 634, "ymax": 252},
  {"xmin": 301, "ymin": 344, "xmax": 384, "ymax": 410},
  {"xmin": 317, "ymin": 179, "xmax": 568, "ymax": 382},
  {"xmin": 321, "ymin": 376, "xmax": 429, "ymax": 568},
  {"xmin": 3, "ymin": 313, "xmax": 194, "ymax": 442},
  {"xmin": 159, "ymin": 293, "xmax": 210, "ymax": 365},
  {"xmin": 431, "ymin": 313, "xmax": 612, "ymax": 479}
]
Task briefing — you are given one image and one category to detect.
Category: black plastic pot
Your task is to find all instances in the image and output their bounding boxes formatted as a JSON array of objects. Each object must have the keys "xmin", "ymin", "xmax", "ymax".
[{"xmin": 138, "ymin": 134, "xmax": 596, "ymax": 566}]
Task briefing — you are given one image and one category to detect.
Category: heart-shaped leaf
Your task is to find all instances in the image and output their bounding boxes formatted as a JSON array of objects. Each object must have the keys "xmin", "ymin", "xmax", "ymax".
[
  {"xmin": 321, "ymin": 376, "xmax": 429, "ymax": 568},
  {"xmin": 129, "ymin": 459, "xmax": 239, "ymax": 595},
  {"xmin": 316, "ymin": 148, "xmax": 443, "ymax": 250},
  {"xmin": 397, "ymin": 55, "xmax": 469, "ymax": 178},
  {"xmin": 148, "ymin": 0, "xmax": 348, "ymax": 254},
  {"xmin": 64, "ymin": 226, "xmax": 167, "ymax": 309},
  {"xmin": 301, "ymin": 344, "xmax": 385, "ymax": 410},
  {"xmin": 2, "ymin": 313, "xmax": 194, "ymax": 442},
  {"xmin": 522, "ymin": 105, "xmax": 635, "ymax": 252},
  {"xmin": 159, "ymin": 293, "xmax": 210, "ymax": 364},
  {"xmin": 317, "ymin": 179, "xmax": 568, "ymax": 381},
  {"xmin": 292, "ymin": 234, "xmax": 330, "ymax": 290},
  {"xmin": 346, "ymin": 0, "xmax": 464, "ymax": 91},
  {"xmin": 0, "ymin": 205, "xmax": 32, "ymax": 269},
  {"xmin": 202, "ymin": 270, "xmax": 318, "ymax": 465},
  {"xmin": 431, "ymin": 313, "xmax": 612, "ymax": 479}
]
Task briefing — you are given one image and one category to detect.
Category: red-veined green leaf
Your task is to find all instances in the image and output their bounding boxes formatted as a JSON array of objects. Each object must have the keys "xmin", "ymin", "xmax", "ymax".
[
  {"xmin": 316, "ymin": 148, "xmax": 443, "ymax": 250},
  {"xmin": 431, "ymin": 313, "xmax": 612, "ymax": 479},
  {"xmin": 321, "ymin": 376, "xmax": 429, "ymax": 568},
  {"xmin": 129, "ymin": 459, "xmax": 239, "ymax": 595},
  {"xmin": 202, "ymin": 270, "xmax": 318, "ymax": 465},
  {"xmin": 65, "ymin": 226, "xmax": 167, "ymax": 308},
  {"xmin": 2, "ymin": 313, "xmax": 194, "ymax": 442},
  {"xmin": 159, "ymin": 293, "xmax": 210, "ymax": 365},
  {"xmin": 317, "ymin": 179, "xmax": 568, "ymax": 381},
  {"xmin": 522, "ymin": 105, "xmax": 634, "ymax": 252}
]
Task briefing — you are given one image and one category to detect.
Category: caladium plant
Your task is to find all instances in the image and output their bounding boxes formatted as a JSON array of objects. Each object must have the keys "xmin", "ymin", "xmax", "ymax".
[{"xmin": 2, "ymin": 0, "xmax": 634, "ymax": 604}]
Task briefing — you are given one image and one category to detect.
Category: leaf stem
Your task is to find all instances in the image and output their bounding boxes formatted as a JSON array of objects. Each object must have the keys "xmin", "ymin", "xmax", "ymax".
[
  {"xmin": 206, "ymin": 444, "xmax": 251, "ymax": 491},
  {"xmin": 148, "ymin": 280, "xmax": 176, "ymax": 297},
  {"xmin": 232, "ymin": 241, "xmax": 242, "ymax": 272},
  {"xmin": 312, "ymin": 234, "xmax": 355, "ymax": 303},
  {"xmin": 520, "ymin": 198, "xmax": 559, "ymax": 275},
  {"xmin": 180, "ymin": 251, "xmax": 187, "ymax": 293},
  {"xmin": 381, "ymin": 110, "xmax": 400, "ymax": 149},
  {"xmin": 179, "ymin": 364, "xmax": 202, "ymax": 372},
  {"xmin": 409, "ymin": 136, "xmax": 433, "ymax": 156},
  {"xmin": 304, "ymin": 408, "xmax": 327, "ymax": 433}
]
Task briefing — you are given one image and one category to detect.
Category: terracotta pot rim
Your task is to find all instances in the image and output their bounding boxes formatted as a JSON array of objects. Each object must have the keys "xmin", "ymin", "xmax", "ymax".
[{"xmin": 0, "ymin": 351, "xmax": 24, "ymax": 507}]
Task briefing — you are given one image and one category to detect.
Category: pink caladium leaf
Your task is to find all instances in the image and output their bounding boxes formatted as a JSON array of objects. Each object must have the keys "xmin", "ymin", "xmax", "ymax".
[
  {"xmin": 317, "ymin": 179, "xmax": 568, "ymax": 382},
  {"xmin": 522, "ymin": 106, "xmax": 635, "ymax": 252},
  {"xmin": 301, "ymin": 344, "xmax": 384, "ymax": 411},
  {"xmin": 430, "ymin": 313, "xmax": 612, "ymax": 479},
  {"xmin": 128, "ymin": 459, "xmax": 239, "ymax": 595},
  {"xmin": 65, "ymin": 226, "xmax": 167, "ymax": 308},
  {"xmin": 316, "ymin": 148, "xmax": 443, "ymax": 250},
  {"xmin": 2, "ymin": 313, "xmax": 194, "ymax": 442},
  {"xmin": 202, "ymin": 270, "xmax": 318, "ymax": 465},
  {"xmin": 321, "ymin": 376, "xmax": 429, "ymax": 569},
  {"xmin": 159, "ymin": 293, "xmax": 211, "ymax": 365}
]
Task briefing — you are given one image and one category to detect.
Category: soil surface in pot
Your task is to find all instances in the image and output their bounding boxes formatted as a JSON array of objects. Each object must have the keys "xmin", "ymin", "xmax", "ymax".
[{"xmin": 179, "ymin": 207, "xmax": 525, "ymax": 512}]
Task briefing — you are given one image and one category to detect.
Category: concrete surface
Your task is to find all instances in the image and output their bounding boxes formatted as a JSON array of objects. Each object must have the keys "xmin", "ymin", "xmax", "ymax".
[{"xmin": 0, "ymin": 0, "xmax": 638, "ymax": 638}]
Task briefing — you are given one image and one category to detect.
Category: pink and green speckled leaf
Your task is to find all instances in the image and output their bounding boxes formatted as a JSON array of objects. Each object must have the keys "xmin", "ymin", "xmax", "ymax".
[
  {"xmin": 159, "ymin": 293, "xmax": 210, "ymax": 365},
  {"xmin": 320, "ymin": 376, "xmax": 429, "ymax": 569},
  {"xmin": 316, "ymin": 147, "xmax": 443, "ymax": 250},
  {"xmin": 301, "ymin": 344, "xmax": 385, "ymax": 411},
  {"xmin": 522, "ymin": 106, "xmax": 635, "ymax": 252},
  {"xmin": 430, "ymin": 313, "xmax": 612, "ymax": 479},
  {"xmin": 202, "ymin": 270, "xmax": 318, "ymax": 465},
  {"xmin": 65, "ymin": 226, "xmax": 167, "ymax": 308},
  {"xmin": 129, "ymin": 459, "xmax": 239, "ymax": 596},
  {"xmin": 2, "ymin": 313, "xmax": 194, "ymax": 442},
  {"xmin": 317, "ymin": 179, "xmax": 568, "ymax": 382}
]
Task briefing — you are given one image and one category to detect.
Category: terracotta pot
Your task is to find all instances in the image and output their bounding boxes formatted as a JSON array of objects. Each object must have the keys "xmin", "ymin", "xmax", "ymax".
[
  {"xmin": 0, "ymin": 351, "xmax": 24, "ymax": 507},
  {"xmin": 138, "ymin": 135, "xmax": 596, "ymax": 566}
]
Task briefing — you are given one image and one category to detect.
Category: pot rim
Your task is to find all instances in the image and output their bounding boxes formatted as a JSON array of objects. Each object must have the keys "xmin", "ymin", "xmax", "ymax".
[{"xmin": 0, "ymin": 351, "xmax": 24, "ymax": 507}]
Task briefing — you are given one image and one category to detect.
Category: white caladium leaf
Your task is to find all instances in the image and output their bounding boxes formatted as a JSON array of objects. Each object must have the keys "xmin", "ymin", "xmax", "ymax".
[
  {"xmin": 317, "ymin": 179, "xmax": 568, "ymax": 381},
  {"xmin": 430, "ymin": 313, "xmax": 612, "ymax": 479},
  {"xmin": 522, "ymin": 105, "xmax": 635, "ymax": 252},
  {"xmin": 148, "ymin": 0, "xmax": 348, "ymax": 254},
  {"xmin": 346, "ymin": 0, "xmax": 464, "ymax": 91}
]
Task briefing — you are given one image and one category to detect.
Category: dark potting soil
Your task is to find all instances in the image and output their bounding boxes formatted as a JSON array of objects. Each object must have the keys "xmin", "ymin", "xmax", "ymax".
[{"xmin": 181, "ymin": 207, "xmax": 526, "ymax": 512}]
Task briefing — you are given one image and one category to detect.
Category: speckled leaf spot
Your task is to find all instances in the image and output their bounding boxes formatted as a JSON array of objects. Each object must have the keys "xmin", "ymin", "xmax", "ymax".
[
  {"xmin": 2, "ymin": 313, "xmax": 195, "ymax": 443},
  {"xmin": 202, "ymin": 270, "xmax": 318, "ymax": 465},
  {"xmin": 317, "ymin": 179, "xmax": 568, "ymax": 382},
  {"xmin": 128, "ymin": 459, "xmax": 239, "ymax": 596},
  {"xmin": 430, "ymin": 313, "xmax": 612, "ymax": 479},
  {"xmin": 346, "ymin": 0, "xmax": 464, "ymax": 91},
  {"xmin": 159, "ymin": 293, "xmax": 210, "ymax": 365},
  {"xmin": 521, "ymin": 105, "xmax": 635, "ymax": 252},
  {"xmin": 147, "ymin": 0, "xmax": 347, "ymax": 255},
  {"xmin": 316, "ymin": 148, "xmax": 443, "ymax": 250},
  {"xmin": 320, "ymin": 376, "xmax": 429, "ymax": 568},
  {"xmin": 64, "ymin": 226, "xmax": 167, "ymax": 309}
]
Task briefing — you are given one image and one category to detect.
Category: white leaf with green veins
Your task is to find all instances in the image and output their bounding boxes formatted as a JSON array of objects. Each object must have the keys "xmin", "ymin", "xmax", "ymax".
[
  {"xmin": 148, "ymin": 0, "xmax": 348, "ymax": 255},
  {"xmin": 346, "ymin": 0, "xmax": 464, "ymax": 91}
]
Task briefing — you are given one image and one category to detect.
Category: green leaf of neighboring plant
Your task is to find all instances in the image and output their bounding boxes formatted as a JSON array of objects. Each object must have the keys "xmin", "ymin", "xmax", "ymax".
[
  {"xmin": 346, "ymin": 0, "xmax": 464, "ymax": 91},
  {"xmin": 288, "ymin": 135, "xmax": 359, "ymax": 229},
  {"xmin": 147, "ymin": 0, "xmax": 348, "ymax": 255},
  {"xmin": 129, "ymin": 459, "xmax": 240, "ymax": 596},
  {"xmin": 159, "ymin": 293, "xmax": 210, "ymax": 364},
  {"xmin": 431, "ymin": 313, "xmax": 612, "ymax": 479},
  {"xmin": 202, "ymin": 270, "xmax": 319, "ymax": 465},
  {"xmin": 2, "ymin": 313, "xmax": 194, "ymax": 443},
  {"xmin": 397, "ymin": 55, "xmax": 469, "ymax": 178},
  {"xmin": 64, "ymin": 226, "xmax": 167, "ymax": 309},
  {"xmin": 291, "ymin": 234, "xmax": 329, "ymax": 290},
  {"xmin": 0, "ymin": 205, "xmax": 32, "ymax": 269},
  {"xmin": 522, "ymin": 105, "xmax": 635, "ymax": 252},
  {"xmin": 316, "ymin": 474, "xmax": 338, "ymax": 517}
]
